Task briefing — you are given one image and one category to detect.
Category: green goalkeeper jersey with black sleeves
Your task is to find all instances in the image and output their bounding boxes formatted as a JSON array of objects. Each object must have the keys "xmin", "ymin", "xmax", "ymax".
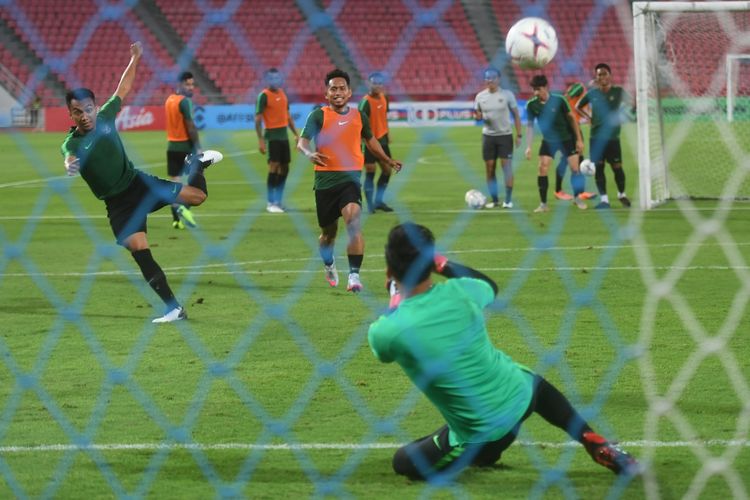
[
  {"xmin": 368, "ymin": 277, "xmax": 534, "ymax": 446},
  {"xmin": 60, "ymin": 96, "xmax": 136, "ymax": 200}
]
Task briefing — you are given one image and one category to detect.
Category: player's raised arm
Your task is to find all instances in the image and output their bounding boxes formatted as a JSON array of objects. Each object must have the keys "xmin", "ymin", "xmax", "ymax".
[
  {"xmin": 433, "ymin": 254, "xmax": 499, "ymax": 297},
  {"xmin": 114, "ymin": 42, "xmax": 143, "ymax": 101}
]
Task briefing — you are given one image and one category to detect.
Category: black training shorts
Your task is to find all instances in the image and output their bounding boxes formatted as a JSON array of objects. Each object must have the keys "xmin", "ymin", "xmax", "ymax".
[
  {"xmin": 589, "ymin": 139, "xmax": 622, "ymax": 165},
  {"xmin": 104, "ymin": 171, "xmax": 182, "ymax": 246},
  {"xmin": 167, "ymin": 150, "xmax": 189, "ymax": 177},
  {"xmin": 267, "ymin": 139, "xmax": 291, "ymax": 164},
  {"xmin": 539, "ymin": 139, "xmax": 577, "ymax": 159},
  {"xmin": 482, "ymin": 134, "xmax": 513, "ymax": 161},
  {"xmin": 314, "ymin": 181, "xmax": 362, "ymax": 228},
  {"xmin": 364, "ymin": 136, "xmax": 390, "ymax": 164}
]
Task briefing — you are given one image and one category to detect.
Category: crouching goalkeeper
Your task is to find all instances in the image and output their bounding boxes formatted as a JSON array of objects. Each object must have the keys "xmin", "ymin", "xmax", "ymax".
[{"xmin": 367, "ymin": 222, "xmax": 639, "ymax": 480}]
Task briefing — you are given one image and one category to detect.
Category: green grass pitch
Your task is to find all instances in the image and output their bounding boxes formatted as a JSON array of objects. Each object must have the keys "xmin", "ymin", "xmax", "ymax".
[{"xmin": 0, "ymin": 126, "xmax": 748, "ymax": 498}]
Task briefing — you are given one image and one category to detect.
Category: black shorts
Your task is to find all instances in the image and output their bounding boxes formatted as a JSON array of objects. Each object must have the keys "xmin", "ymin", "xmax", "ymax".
[
  {"xmin": 167, "ymin": 150, "xmax": 189, "ymax": 177},
  {"xmin": 482, "ymin": 134, "xmax": 513, "ymax": 161},
  {"xmin": 104, "ymin": 171, "xmax": 182, "ymax": 246},
  {"xmin": 314, "ymin": 181, "xmax": 361, "ymax": 228},
  {"xmin": 589, "ymin": 139, "xmax": 622, "ymax": 164},
  {"xmin": 539, "ymin": 139, "xmax": 577, "ymax": 159},
  {"xmin": 391, "ymin": 373, "xmax": 540, "ymax": 480},
  {"xmin": 268, "ymin": 139, "xmax": 291, "ymax": 164},
  {"xmin": 364, "ymin": 136, "xmax": 390, "ymax": 164}
]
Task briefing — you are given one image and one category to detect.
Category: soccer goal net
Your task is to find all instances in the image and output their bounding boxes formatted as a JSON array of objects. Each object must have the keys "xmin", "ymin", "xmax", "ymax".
[{"xmin": 633, "ymin": 1, "xmax": 750, "ymax": 208}]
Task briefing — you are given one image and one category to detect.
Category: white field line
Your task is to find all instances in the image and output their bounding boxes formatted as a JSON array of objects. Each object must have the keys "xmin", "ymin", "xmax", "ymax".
[
  {"xmin": 2, "ymin": 241, "xmax": 749, "ymax": 278},
  {"xmin": 1, "ymin": 439, "xmax": 748, "ymax": 454},
  {"xmin": 2, "ymin": 264, "xmax": 748, "ymax": 279},
  {"xmin": 1, "ymin": 206, "xmax": 749, "ymax": 219},
  {"xmin": 0, "ymin": 150, "xmax": 258, "ymax": 190}
]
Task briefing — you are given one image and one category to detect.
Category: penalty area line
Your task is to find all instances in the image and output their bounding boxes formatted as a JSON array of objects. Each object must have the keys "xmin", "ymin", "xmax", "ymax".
[{"xmin": 1, "ymin": 439, "xmax": 748, "ymax": 453}]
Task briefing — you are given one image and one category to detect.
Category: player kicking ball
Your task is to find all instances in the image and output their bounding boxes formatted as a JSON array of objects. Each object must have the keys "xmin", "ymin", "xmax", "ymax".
[
  {"xmin": 61, "ymin": 42, "xmax": 221, "ymax": 323},
  {"xmin": 369, "ymin": 222, "xmax": 639, "ymax": 480}
]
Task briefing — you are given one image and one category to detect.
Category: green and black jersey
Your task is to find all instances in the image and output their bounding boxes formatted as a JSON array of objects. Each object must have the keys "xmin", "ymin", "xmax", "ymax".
[
  {"xmin": 60, "ymin": 96, "xmax": 136, "ymax": 200},
  {"xmin": 526, "ymin": 93, "xmax": 575, "ymax": 143},
  {"xmin": 578, "ymin": 86, "xmax": 631, "ymax": 141}
]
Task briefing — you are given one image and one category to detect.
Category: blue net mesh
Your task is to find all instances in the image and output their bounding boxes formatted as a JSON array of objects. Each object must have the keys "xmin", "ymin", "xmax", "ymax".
[{"xmin": 3, "ymin": 0, "xmax": 747, "ymax": 498}]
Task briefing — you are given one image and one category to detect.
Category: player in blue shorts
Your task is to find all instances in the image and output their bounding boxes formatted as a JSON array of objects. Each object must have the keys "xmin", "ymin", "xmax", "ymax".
[{"xmin": 368, "ymin": 222, "xmax": 639, "ymax": 480}]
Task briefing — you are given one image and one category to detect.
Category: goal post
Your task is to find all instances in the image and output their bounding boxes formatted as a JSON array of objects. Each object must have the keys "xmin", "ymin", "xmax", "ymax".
[
  {"xmin": 727, "ymin": 54, "xmax": 750, "ymax": 122},
  {"xmin": 633, "ymin": 1, "xmax": 750, "ymax": 209}
]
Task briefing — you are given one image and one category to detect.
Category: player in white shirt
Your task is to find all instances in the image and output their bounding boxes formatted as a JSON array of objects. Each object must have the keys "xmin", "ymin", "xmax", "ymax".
[{"xmin": 473, "ymin": 67, "xmax": 523, "ymax": 208}]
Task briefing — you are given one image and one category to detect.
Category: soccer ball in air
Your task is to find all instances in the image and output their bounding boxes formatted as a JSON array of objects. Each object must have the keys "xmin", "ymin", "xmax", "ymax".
[
  {"xmin": 465, "ymin": 189, "xmax": 487, "ymax": 209},
  {"xmin": 505, "ymin": 17, "xmax": 558, "ymax": 70},
  {"xmin": 580, "ymin": 159, "xmax": 596, "ymax": 176}
]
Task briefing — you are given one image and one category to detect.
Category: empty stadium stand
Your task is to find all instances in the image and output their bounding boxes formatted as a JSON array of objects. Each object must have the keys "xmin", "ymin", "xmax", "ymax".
[{"xmin": 0, "ymin": 0, "xmax": 643, "ymax": 106}]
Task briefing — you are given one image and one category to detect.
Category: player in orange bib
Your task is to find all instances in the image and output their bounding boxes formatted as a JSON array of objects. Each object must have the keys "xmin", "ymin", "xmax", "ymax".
[
  {"xmin": 164, "ymin": 71, "xmax": 202, "ymax": 229},
  {"xmin": 298, "ymin": 69, "xmax": 402, "ymax": 293},
  {"xmin": 359, "ymin": 72, "xmax": 394, "ymax": 213},
  {"xmin": 255, "ymin": 68, "xmax": 298, "ymax": 213}
]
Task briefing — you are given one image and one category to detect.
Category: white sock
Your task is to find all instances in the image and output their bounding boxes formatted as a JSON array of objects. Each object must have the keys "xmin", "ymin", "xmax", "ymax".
[{"xmin": 601, "ymin": 194, "xmax": 610, "ymax": 203}]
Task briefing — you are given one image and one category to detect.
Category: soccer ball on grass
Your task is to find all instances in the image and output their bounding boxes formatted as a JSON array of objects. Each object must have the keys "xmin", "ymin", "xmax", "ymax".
[
  {"xmin": 465, "ymin": 189, "xmax": 487, "ymax": 209},
  {"xmin": 580, "ymin": 159, "xmax": 596, "ymax": 176},
  {"xmin": 505, "ymin": 17, "xmax": 558, "ymax": 70}
]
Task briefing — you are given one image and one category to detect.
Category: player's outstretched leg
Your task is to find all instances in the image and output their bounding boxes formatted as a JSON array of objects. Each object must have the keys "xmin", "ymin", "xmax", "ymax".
[{"xmin": 531, "ymin": 376, "xmax": 639, "ymax": 475}]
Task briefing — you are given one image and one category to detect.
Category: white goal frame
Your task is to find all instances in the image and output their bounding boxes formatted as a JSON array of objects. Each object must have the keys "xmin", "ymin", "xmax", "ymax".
[
  {"xmin": 632, "ymin": 1, "xmax": 750, "ymax": 209},
  {"xmin": 727, "ymin": 54, "xmax": 750, "ymax": 122}
]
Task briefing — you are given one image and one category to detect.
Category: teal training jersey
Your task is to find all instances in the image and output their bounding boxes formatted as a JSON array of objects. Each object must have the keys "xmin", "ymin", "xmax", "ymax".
[
  {"xmin": 368, "ymin": 278, "xmax": 534, "ymax": 445},
  {"xmin": 60, "ymin": 96, "xmax": 136, "ymax": 200},
  {"xmin": 526, "ymin": 93, "xmax": 574, "ymax": 143},
  {"xmin": 578, "ymin": 86, "xmax": 630, "ymax": 140}
]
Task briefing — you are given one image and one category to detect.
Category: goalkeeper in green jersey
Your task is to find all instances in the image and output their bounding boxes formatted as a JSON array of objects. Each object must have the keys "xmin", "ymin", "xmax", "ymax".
[{"xmin": 368, "ymin": 222, "xmax": 639, "ymax": 480}]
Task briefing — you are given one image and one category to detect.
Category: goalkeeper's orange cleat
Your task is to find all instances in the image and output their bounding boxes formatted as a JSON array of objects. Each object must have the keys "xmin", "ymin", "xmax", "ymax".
[{"xmin": 582, "ymin": 432, "xmax": 640, "ymax": 475}]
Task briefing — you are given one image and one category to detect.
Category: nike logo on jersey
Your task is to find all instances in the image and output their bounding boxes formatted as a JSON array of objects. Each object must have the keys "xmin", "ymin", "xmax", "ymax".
[
  {"xmin": 338, "ymin": 121, "xmax": 349, "ymax": 126},
  {"xmin": 83, "ymin": 142, "xmax": 93, "ymax": 150},
  {"xmin": 377, "ymin": 105, "xmax": 383, "ymax": 109},
  {"xmin": 275, "ymin": 97, "xmax": 281, "ymax": 101},
  {"xmin": 432, "ymin": 434, "xmax": 441, "ymax": 450}
]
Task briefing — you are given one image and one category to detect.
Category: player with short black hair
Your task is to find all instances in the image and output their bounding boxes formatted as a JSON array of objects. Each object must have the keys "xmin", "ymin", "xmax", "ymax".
[
  {"xmin": 61, "ymin": 42, "xmax": 218, "ymax": 323},
  {"xmin": 359, "ymin": 71, "xmax": 394, "ymax": 213},
  {"xmin": 297, "ymin": 68, "xmax": 402, "ymax": 293},
  {"xmin": 255, "ymin": 68, "xmax": 299, "ymax": 213},
  {"xmin": 576, "ymin": 63, "xmax": 633, "ymax": 208},
  {"xmin": 369, "ymin": 221, "xmax": 639, "ymax": 480},
  {"xmin": 525, "ymin": 75, "xmax": 587, "ymax": 212},
  {"xmin": 473, "ymin": 67, "xmax": 522, "ymax": 209},
  {"xmin": 165, "ymin": 70, "xmax": 201, "ymax": 229}
]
